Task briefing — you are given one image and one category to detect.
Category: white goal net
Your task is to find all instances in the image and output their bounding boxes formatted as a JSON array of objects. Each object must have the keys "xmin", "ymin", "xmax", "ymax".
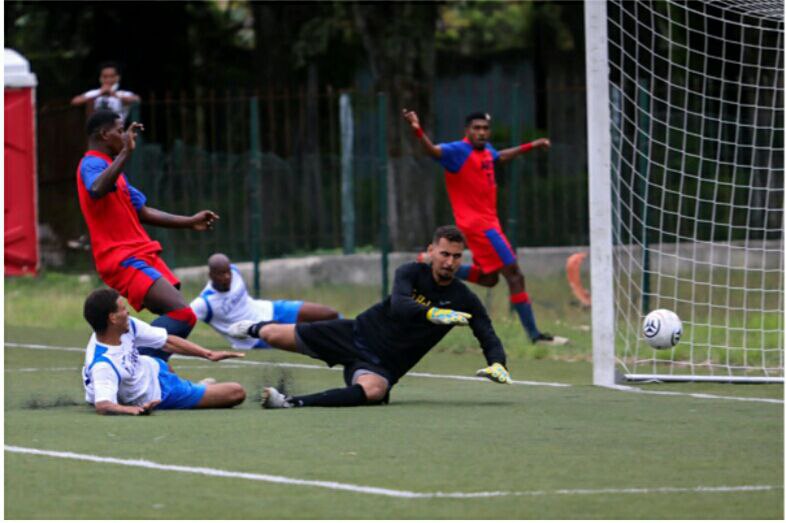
[{"xmin": 588, "ymin": 0, "xmax": 784, "ymax": 383}]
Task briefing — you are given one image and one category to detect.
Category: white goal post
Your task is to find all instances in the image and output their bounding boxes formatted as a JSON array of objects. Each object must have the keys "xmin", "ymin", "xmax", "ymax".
[{"xmin": 586, "ymin": 0, "xmax": 784, "ymax": 384}]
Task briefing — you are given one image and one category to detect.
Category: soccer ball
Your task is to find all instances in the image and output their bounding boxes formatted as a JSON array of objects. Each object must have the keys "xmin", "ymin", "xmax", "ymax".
[{"xmin": 642, "ymin": 309, "xmax": 683, "ymax": 349}]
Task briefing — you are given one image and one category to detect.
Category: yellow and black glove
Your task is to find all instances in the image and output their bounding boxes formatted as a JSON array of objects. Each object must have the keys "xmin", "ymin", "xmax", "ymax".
[
  {"xmin": 426, "ymin": 307, "xmax": 472, "ymax": 326},
  {"xmin": 476, "ymin": 362, "xmax": 511, "ymax": 384}
]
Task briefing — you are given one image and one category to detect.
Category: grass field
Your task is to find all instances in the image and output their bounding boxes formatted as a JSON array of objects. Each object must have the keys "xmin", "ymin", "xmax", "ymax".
[{"xmin": 4, "ymin": 272, "xmax": 784, "ymax": 519}]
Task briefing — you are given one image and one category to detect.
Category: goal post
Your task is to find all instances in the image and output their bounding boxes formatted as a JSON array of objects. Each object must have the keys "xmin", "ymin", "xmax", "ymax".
[{"xmin": 586, "ymin": 0, "xmax": 784, "ymax": 384}]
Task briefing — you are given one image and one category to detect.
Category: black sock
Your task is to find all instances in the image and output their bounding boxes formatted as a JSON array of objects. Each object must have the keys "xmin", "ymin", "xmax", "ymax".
[
  {"xmin": 249, "ymin": 321, "xmax": 272, "ymax": 338},
  {"xmin": 291, "ymin": 384, "xmax": 367, "ymax": 407}
]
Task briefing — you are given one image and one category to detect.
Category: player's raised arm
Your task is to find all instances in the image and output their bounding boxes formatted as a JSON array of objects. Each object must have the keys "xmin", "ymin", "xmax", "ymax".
[
  {"xmin": 163, "ymin": 334, "xmax": 245, "ymax": 361},
  {"xmin": 402, "ymin": 108, "xmax": 442, "ymax": 159},
  {"xmin": 497, "ymin": 137, "xmax": 551, "ymax": 164},
  {"xmin": 138, "ymin": 206, "xmax": 219, "ymax": 231},
  {"xmin": 88, "ymin": 122, "xmax": 144, "ymax": 197}
]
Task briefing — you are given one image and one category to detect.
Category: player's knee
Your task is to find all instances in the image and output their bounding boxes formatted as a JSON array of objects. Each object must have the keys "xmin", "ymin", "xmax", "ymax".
[
  {"xmin": 358, "ymin": 379, "xmax": 387, "ymax": 402},
  {"xmin": 259, "ymin": 324, "xmax": 282, "ymax": 345},
  {"xmin": 480, "ymin": 272, "xmax": 500, "ymax": 287},
  {"xmin": 224, "ymin": 383, "xmax": 246, "ymax": 406}
]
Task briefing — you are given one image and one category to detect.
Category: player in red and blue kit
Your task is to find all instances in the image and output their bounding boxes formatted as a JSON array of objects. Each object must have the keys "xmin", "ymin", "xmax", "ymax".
[
  {"xmin": 77, "ymin": 110, "xmax": 219, "ymax": 361},
  {"xmin": 403, "ymin": 109, "xmax": 567, "ymax": 346}
]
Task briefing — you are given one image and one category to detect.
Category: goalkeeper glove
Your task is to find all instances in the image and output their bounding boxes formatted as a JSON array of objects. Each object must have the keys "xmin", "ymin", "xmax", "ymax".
[
  {"xmin": 426, "ymin": 307, "xmax": 472, "ymax": 326},
  {"xmin": 476, "ymin": 362, "xmax": 511, "ymax": 384}
]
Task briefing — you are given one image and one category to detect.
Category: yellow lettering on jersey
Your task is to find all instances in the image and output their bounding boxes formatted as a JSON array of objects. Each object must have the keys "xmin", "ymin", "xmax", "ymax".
[{"xmin": 411, "ymin": 291, "xmax": 432, "ymax": 308}]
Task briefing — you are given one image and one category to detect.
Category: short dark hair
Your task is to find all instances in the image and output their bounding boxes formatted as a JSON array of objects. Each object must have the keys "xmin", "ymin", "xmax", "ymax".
[
  {"xmin": 465, "ymin": 112, "xmax": 491, "ymax": 126},
  {"xmin": 84, "ymin": 288, "xmax": 120, "ymax": 334},
  {"xmin": 86, "ymin": 110, "xmax": 121, "ymax": 137},
  {"xmin": 433, "ymin": 225, "xmax": 465, "ymax": 245},
  {"xmin": 98, "ymin": 61, "xmax": 120, "ymax": 75}
]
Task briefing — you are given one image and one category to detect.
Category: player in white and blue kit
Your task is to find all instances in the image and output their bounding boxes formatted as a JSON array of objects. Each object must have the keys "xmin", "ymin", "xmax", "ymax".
[
  {"xmin": 190, "ymin": 253, "xmax": 339, "ymax": 349},
  {"xmin": 82, "ymin": 288, "xmax": 246, "ymax": 415}
]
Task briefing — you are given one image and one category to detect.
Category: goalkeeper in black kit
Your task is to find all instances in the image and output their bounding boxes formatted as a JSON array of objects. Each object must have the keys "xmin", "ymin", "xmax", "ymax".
[{"xmin": 228, "ymin": 225, "xmax": 511, "ymax": 408}]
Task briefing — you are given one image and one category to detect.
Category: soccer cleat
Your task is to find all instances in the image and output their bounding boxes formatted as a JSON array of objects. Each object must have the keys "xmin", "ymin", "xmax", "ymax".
[
  {"xmin": 261, "ymin": 387, "xmax": 294, "ymax": 409},
  {"xmin": 228, "ymin": 320, "xmax": 256, "ymax": 339},
  {"xmin": 532, "ymin": 333, "xmax": 570, "ymax": 346}
]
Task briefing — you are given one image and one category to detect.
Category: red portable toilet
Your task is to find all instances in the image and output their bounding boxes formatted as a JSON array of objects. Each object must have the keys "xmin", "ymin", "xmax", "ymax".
[{"xmin": 5, "ymin": 49, "xmax": 39, "ymax": 276}]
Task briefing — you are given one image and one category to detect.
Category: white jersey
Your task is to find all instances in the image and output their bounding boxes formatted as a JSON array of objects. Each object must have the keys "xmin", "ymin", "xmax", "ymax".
[
  {"xmin": 82, "ymin": 318, "xmax": 168, "ymax": 406},
  {"xmin": 190, "ymin": 266, "xmax": 273, "ymax": 349},
  {"xmin": 82, "ymin": 88, "xmax": 137, "ymax": 122}
]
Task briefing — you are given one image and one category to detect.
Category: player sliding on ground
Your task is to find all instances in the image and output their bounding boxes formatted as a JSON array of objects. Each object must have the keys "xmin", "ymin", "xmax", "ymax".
[
  {"xmin": 76, "ymin": 110, "xmax": 218, "ymax": 364},
  {"xmin": 228, "ymin": 226, "xmax": 511, "ymax": 409},
  {"xmin": 82, "ymin": 289, "xmax": 246, "ymax": 415},
  {"xmin": 403, "ymin": 109, "xmax": 568, "ymax": 347},
  {"xmin": 190, "ymin": 253, "xmax": 340, "ymax": 349}
]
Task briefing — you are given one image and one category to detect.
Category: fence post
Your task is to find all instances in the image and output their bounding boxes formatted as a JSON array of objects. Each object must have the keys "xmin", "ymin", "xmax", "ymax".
[
  {"xmin": 249, "ymin": 96, "xmax": 262, "ymax": 298},
  {"xmin": 377, "ymin": 92, "xmax": 389, "ymax": 300},
  {"xmin": 340, "ymin": 93, "xmax": 355, "ymax": 254}
]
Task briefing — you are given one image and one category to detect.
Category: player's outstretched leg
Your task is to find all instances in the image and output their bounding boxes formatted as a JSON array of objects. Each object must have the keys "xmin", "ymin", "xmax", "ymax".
[
  {"xmin": 195, "ymin": 382, "xmax": 246, "ymax": 408},
  {"xmin": 500, "ymin": 263, "xmax": 568, "ymax": 346},
  {"xmin": 456, "ymin": 264, "xmax": 499, "ymax": 287},
  {"xmin": 262, "ymin": 373, "xmax": 388, "ymax": 409},
  {"xmin": 295, "ymin": 302, "xmax": 340, "ymax": 322}
]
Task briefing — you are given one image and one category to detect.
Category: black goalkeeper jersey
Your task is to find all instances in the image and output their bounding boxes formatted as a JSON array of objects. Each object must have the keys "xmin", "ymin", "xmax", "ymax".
[{"xmin": 354, "ymin": 262, "xmax": 506, "ymax": 380}]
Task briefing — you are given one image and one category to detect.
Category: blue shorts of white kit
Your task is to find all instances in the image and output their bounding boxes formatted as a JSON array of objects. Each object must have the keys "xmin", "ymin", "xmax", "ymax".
[
  {"xmin": 272, "ymin": 300, "xmax": 304, "ymax": 323},
  {"xmin": 154, "ymin": 358, "xmax": 207, "ymax": 409}
]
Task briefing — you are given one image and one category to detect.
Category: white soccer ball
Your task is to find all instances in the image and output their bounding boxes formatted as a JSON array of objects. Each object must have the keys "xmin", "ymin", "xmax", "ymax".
[{"xmin": 642, "ymin": 309, "xmax": 683, "ymax": 349}]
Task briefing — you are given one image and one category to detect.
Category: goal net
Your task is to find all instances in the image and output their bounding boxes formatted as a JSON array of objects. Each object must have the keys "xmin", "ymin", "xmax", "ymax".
[{"xmin": 587, "ymin": 0, "xmax": 784, "ymax": 383}]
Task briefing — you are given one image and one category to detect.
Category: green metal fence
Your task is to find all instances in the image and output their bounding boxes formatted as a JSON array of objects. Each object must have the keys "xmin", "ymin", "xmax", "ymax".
[{"xmin": 36, "ymin": 84, "xmax": 591, "ymax": 272}]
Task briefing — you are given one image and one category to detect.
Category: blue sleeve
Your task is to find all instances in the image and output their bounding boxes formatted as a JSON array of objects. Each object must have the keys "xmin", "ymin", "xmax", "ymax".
[
  {"xmin": 487, "ymin": 143, "xmax": 500, "ymax": 162},
  {"xmin": 79, "ymin": 157, "xmax": 108, "ymax": 198},
  {"xmin": 437, "ymin": 141, "xmax": 470, "ymax": 173},
  {"xmin": 125, "ymin": 178, "xmax": 147, "ymax": 210}
]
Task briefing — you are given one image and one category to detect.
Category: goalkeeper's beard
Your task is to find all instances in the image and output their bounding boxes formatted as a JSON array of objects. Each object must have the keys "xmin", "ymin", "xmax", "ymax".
[{"xmin": 436, "ymin": 269, "xmax": 454, "ymax": 283}]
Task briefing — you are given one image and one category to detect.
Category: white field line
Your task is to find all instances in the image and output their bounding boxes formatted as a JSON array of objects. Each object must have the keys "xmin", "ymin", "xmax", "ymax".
[
  {"xmin": 5, "ymin": 445, "xmax": 781, "ymax": 500},
  {"xmin": 605, "ymin": 384, "xmax": 784, "ymax": 405},
  {"xmin": 6, "ymin": 342, "xmax": 784, "ymax": 403},
  {"xmin": 4, "ymin": 342, "xmax": 568, "ymax": 388}
]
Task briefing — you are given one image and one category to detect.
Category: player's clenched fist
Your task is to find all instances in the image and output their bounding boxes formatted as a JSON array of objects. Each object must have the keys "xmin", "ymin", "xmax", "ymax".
[
  {"xmin": 476, "ymin": 362, "xmax": 511, "ymax": 384},
  {"xmin": 426, "ymin": 307, "xmax": 472, "ymax": 326}
]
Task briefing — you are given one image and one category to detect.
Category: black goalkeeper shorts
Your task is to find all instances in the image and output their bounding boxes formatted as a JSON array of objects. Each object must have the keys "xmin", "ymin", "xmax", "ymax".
[{"xmin": 294, "ymin": 319, "xmax": 396, "ymax": 388}]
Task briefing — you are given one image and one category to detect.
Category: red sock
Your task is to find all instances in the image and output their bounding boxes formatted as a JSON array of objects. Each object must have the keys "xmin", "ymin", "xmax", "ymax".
[{"xmin": 510, "ymin": 292, "xmax": 531, "ymax": 305}]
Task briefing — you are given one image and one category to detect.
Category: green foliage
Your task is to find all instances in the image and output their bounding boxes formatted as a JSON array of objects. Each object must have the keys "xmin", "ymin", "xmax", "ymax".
[{"xmin": 437, "ymin": 1, "xmax": 580, "ymax": 55}]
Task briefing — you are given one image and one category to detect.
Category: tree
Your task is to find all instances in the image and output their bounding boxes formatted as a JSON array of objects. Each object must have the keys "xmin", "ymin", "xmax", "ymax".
[{"xmin": 353, "ymin": 2, "xmax": 439, "ymax": 250}]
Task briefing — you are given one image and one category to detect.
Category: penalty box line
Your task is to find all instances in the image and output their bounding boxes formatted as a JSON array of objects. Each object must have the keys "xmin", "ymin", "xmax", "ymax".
[{"xmin": 5, "ymin": 445, "xmax": 781, "ymax": 500}]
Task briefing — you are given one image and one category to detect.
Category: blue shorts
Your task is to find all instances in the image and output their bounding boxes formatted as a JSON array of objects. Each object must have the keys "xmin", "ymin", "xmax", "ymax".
[
  {"xmin": 272, "ymin": 300, "xmax": 304, "ymax": 323},
  {"xmin": 154, "ymin": 358, "xmax": 207, "ymax": 409}
]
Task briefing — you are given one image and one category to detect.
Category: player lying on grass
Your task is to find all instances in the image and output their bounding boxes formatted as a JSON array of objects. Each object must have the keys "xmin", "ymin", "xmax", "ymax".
[
  {"xmin": 76, "ymin": 110, "xmax": 218, "ymax": 365},
  {"xmin": 190, "ymin": 253, "xmax": 340, "ymax": 350},
  {"xmin": 228, "ymin": 225, "xmax": 511, "ymax": 409},
  {"xmin": 82, "ymin": 288, "xmax": 246, "ymax": 415},
  {"xmin": 403, "ymin": 108, "xmax": 568, "ymax": 347}
]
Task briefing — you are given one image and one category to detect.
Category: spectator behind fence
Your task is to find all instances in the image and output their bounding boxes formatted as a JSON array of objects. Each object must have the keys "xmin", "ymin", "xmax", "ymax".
[{"xmin": 71, "ymin": 61, "xmax": 140, "ymax": 122}]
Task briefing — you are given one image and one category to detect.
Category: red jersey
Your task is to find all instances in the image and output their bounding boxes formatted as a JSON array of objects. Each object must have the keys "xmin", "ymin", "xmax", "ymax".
[
  {"xmin": 437, "ymin": 138, "xmax": 502, "ymax": 232},
  {"xmin": 76, "ymin": 150, "xmax": 162, "ymax": 272}
]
